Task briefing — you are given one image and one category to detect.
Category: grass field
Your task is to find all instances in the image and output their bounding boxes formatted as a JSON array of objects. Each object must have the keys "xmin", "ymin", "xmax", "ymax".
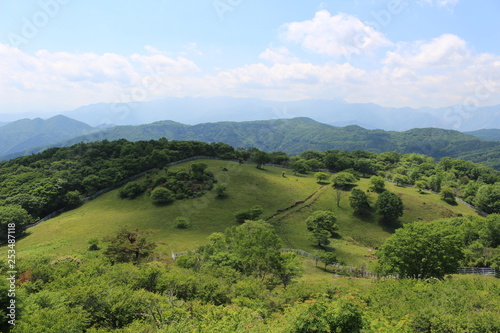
[{"xmin": 14, "ymin": 159, "xmax": 482, "ymax": 273}]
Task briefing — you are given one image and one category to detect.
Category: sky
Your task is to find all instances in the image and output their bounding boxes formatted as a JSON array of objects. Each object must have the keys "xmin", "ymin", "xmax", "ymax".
[{"xmin": 0, "ymin": 0, "xmax": 499, "ymax": 117}]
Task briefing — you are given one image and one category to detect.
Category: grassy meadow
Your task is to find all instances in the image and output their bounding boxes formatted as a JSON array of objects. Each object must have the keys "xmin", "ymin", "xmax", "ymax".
[{"xmin": 14, "ymin": 159, "xmax": 482, "ymax": 273}]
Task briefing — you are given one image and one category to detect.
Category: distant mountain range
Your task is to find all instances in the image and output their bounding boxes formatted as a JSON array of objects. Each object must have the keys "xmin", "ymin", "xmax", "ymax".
[
  {"xmin": 2, "ymin": 116, "xmax": 499, "ymax": 170},
  {"xmin": 2, "ymin": 97, "xmax": 498, "ymax": 132},
  {"xmin": 0, "ymin": 115, "xmax": 96, "ymax": 157}
]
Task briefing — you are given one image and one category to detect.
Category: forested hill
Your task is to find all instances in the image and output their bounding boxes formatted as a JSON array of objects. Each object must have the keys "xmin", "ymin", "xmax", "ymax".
[
  {"xmin": 465, "ymin": 128, "xmax": 500, "ymax": 141},
  {"xmin": 4, "ymin": 117, "xmax": 500, "ymax": 169},
  {"xmin": 0, "ymin": 115, "xmax": 96, "ymax": 157}
]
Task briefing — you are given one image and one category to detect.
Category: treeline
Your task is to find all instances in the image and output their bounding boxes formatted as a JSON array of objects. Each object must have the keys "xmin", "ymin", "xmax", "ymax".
[{"xmin": 1, "ymin": 139, "xmax": 500, "ymax": 240}]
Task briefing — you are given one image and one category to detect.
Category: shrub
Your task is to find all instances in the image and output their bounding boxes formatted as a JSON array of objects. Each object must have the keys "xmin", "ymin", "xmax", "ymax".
[
  {"xmin": 175, "ymin": 217, "xmax": 192, "ymax": 229},
  {"xmin": 119, "ymin": 183, "xmax": 145, "ymax": 199},
  {"xmin": 150, "ymin": 187, "xmax": 175, "ymax": 204}
]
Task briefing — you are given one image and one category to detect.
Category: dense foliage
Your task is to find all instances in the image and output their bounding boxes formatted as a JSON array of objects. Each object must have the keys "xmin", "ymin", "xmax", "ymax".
[
  {"xmin": 2, "ymin": 225, "xmax": 499, "ymax": 332},
  {"xmin": 378, "ymin": 215, "xmax": 500, "ymax": 277}
]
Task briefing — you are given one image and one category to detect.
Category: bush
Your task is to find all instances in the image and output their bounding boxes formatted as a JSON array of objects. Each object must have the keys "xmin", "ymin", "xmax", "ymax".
[
  {"xmin": 150, "ymin": 187, "xmax": 175, "ymax": 204},
  {"xmin": 175, "ymin": 217, "xmax": 192, "ymax": 229},
  {"xmin": 234, "ymin": 205, "xmax": 263, "ymax": 223},
  {"xmin": 119, "ymin": 183, "xmax": 145, "ymax": 199},
  {"xmin": 440, "ymin": 186, "xmax": 457, "ymax": 205},
  {"xmin": 215, "ymin": 183, "xmax": 227, "ymax": 198}
]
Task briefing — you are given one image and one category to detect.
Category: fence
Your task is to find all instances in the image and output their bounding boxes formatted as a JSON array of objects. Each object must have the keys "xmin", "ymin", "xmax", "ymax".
[
  {"xmin": 457, "ymin": 267, "xmax": 499, "ymax": 278},
  {"xmin": 172, "ymin": 248, "xmax": 499, "ymax": 278}
]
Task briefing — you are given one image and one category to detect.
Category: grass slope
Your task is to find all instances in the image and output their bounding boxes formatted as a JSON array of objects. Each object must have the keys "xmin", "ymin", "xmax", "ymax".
[{"xmin": 15, "ymin": 159, "xmax": 481, "ymax": 271}]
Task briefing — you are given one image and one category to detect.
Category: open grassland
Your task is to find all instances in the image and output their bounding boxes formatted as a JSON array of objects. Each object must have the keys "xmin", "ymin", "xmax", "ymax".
[{"xmin": 15, "ymin": 159, "xmax": 482, "ymax": 271}]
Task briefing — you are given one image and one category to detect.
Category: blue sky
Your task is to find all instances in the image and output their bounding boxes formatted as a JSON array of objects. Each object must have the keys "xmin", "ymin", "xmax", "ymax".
[{"xmin": 1, "ymin": 0, "xmax": 499, "ymax": 115}]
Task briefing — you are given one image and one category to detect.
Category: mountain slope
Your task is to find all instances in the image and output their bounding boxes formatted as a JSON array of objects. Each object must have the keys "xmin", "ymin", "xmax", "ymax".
[
  {"xmin": 0, "ymin": 115, "xmax": 96, "ymax": 157},
  {"xmin": 465, "ymin": 129, "xmax": 500, "ymax": 141},
  {"xmin": 13, "ymin": 117, "xmax": 499, "ymax": 169}
]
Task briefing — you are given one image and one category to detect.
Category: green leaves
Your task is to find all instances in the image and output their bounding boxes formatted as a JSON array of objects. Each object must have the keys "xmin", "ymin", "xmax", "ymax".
[
  {"xmin": 377, "ymin": 220, "xmax": 465, "ymax": 279},
  {"xmin": 306, "ymin": 210, "xmax": 338, "ymax": 247},
  {"xmin": 375, "ymin": 191, "xmax": 404, "ymax": 223}
]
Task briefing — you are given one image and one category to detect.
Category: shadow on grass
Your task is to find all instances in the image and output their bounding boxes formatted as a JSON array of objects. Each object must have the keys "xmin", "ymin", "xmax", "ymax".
[{"xmin": 377, "ymin": 218, "xmax": 402, "ymax": 233}]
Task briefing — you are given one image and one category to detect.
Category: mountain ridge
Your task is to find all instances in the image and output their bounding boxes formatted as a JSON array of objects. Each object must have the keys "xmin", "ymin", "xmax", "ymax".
[
  {"xmin": 3, "ymin": 116, "xmax": 499, "ymax": 169},
  {"xmin": 0, "ymin": 115, "xmax": 97, "ymax": 157},
  {"xmin": 5, "ymin": 97, "xmax": 499, "ymax": 131}
]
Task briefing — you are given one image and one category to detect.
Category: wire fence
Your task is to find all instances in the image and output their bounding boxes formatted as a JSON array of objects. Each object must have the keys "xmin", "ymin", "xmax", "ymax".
[{"xmin": 172, "ymin": 248, "xmax": 499, "ymax": 279}]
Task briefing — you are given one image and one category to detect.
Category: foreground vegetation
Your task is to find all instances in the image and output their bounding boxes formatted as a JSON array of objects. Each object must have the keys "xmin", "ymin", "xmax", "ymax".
[{"xmin": 1, "ymin": 138, "xmax": 500, "ymax": 331}]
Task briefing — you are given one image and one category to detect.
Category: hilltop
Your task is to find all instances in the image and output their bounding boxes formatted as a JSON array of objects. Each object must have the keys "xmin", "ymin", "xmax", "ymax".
[{"xmin": 0, "ymin": 115, "xmax": 97, "ymax": 157}]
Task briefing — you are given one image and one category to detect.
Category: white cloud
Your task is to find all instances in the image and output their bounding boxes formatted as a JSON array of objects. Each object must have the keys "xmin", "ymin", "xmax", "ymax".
[
  {"xmin": 280, "ymin": 10, "xmax": 392, "ymax": 58},
  {"xmin": 0, "ymin": 44, "xmax": 202, "ymax": 113},
  {"xmin": 1, "ymin": 27, "xmax": 500, "ymax": 115},
  {"xmin": 383, "ymin": 34, "xmax": 471, "ymax": 69},
  {"xmin": 259, "ymin": 47, "xmax": 300, "ymax": 64},
  {"xmin": 422, "ymin": 0, "xmax": 459, "ymax": 8}
]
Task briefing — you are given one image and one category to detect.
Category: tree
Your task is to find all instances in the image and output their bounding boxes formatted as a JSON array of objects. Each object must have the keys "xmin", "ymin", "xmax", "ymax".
[
  {"xmin": 375, "ymin": 191, "xmax": 404, "ymax": 222},
  {"xmin": 251, "ymin": 151, "xmax": 270, "ymax": 169},
  {"xmin": 234, "ymin": 205, "xmax": 263, "ymax": 223},
  {"xmin": 415, "ymin": 180, "xmax": 427, "ymax": 192},
  {"xmin": 320, "ymin": 252, "xmax": 338, "ymax": 270},
  {"xmin": 315, "ymin": 172, "xmax": 329, "ymax": 183},
  {"xmin": 64, "ymin": 190, "xmax": 83, "ymax": 208},
  {"xmin": 355, "ymin": 158, "xmax": 376, "ymax": 177},
  {"xmin": 393, "ymin": 174, "xmax": 409, "ymax": 187},
  {"xmin": 349, "ymin": 188, "xmax": 370, "ymax": 215},
  {"xmin": 377, "ymin": 220, "xmax": 464, "ymax": 279},
  {"xmin": 440, "ymin": 186, "xmax": 456, "ymax": 205},
  {"xmin": 331, "ymin": 172, "xmax": 357, "ymax": 190},
  {"xmin": 150, "ymin": 187, "xmax": 175, "ymax": 204},
  {"xmin": 290, "ymin": 159, "xmax": 311, "ymax": 175},
  {"xmin": 103, "ymin": 229, "xmax": 157, "ymax": 263},
  {"xmin": 428, "ymin": 174, "xmax": 443, "ymax": 192},
  {"xmin": 0, "ymin": 205, "xmax": 32, "ymax": 242},
  {"xmin": 306, "ymin": 211, "xmax": 338, "ymax": 247},
  {"xmin": 209, "ymin": 220, "xmax": 283, "ymax": 280},
  {"xmin": 190, "ymin": 162, "xmax": 208, "ymax": 177},
  {"xmin": 274, "ymin": 252, "xmax": 304, "ymax": 288},
  {"xmin": 311, "ymin": 229, "xmax": 332, "ymax": 247},
  {"xmin": 475, "ymin": 184, "xmax": 500, "ymax": 214},
  {"xmin": 369, "ymin": 176, "xmax": 385, "ymax": 193}
]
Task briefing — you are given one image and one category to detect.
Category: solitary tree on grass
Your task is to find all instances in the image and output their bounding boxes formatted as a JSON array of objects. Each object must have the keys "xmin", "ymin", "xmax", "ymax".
[
  {"xmin": 349, "ymin": 188, "xmax": 370, "ymax": 215},
  {"xmin": 306, "ymin": 211, "xmax": 338, "ymax": 247},
  {"xmin": 375, "ymin": 191, "xmax": 404, "ymax": 223}
]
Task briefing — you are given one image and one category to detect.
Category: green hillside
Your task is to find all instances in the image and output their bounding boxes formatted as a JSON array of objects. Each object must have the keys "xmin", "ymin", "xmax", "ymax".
[
  {"xmin": 16, "ymin": 117, "xmax": 500, "ymax": 169},
  {"xmin": 465, "ymin": 128, "xmax": 500, "ymax": 141},
  {"xmin": 15, "ymin": 159, "xmax": 480, "ymax": 268}
]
